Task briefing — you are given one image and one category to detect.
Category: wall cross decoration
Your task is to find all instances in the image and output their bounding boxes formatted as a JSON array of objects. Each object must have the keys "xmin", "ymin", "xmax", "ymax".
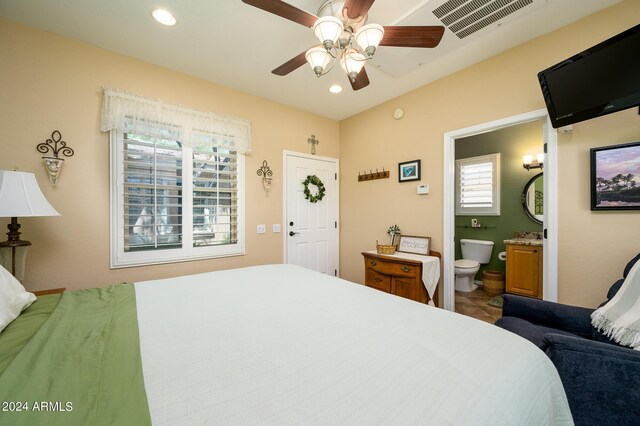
[{"xmin": 308, "ymin": 135, "xmax": 319, "ymax": 155}]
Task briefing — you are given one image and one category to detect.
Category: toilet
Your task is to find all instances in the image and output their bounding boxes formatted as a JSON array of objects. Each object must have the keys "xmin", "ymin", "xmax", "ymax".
[{"xmin": 455, "ymin": 239, "xmax": 494, "ymax": 292}]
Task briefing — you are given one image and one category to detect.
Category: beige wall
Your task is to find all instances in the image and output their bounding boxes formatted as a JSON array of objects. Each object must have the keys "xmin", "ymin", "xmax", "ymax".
[
  {"xmin": 0, "ymin": 19, "xmax": 339, "ymax": 291},
  {"xmin": 340, "ymin": 0, "xmax": 640, "ymax": 308}
]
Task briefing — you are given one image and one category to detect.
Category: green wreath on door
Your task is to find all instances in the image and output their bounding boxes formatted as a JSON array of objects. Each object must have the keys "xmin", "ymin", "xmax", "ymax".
[{"xmin": 303, "ymin": 175, "xmax": 326, "ymax": 203}]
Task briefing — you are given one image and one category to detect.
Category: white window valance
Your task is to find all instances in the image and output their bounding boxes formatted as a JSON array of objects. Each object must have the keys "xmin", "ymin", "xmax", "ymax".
[{"xmin": 100, "ymin": 87, "xmax": 252, "ymax": 153}]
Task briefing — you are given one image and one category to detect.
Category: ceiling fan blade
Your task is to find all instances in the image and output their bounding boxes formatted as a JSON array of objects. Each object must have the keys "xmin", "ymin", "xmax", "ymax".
[
  {"xmin": 242, "ymin": 0, "xmax": 317, "ymax": 27},
  {"xmin": 343, "ymin": 0, "xmax": 376, "ymax": 20},
  {"xmin": 349, "ymin": 68, "xmax": 370, "ymax": 91},
  {"xmin": 272, "ymin": 51, "xmax": 308, "ymax": 76},
  {"xmin": 379, "ymin": 26, "xmax": 445, "ymax": 48}
]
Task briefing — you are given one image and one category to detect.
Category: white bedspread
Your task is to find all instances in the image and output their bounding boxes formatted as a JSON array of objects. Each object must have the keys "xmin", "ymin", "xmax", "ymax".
[{"xmin": 135, "ymin": 264, "xmax": 572, "ymax": 425}]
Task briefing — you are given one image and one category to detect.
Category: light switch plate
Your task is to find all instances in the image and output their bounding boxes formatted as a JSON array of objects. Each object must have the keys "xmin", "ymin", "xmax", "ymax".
[
  {"xmin": 272, "ymin": 224, "xmax": 281, "ymax": 233},
  {"xmin": 256, "ymin": 224, "xmax": 266, "ymax": 234}
]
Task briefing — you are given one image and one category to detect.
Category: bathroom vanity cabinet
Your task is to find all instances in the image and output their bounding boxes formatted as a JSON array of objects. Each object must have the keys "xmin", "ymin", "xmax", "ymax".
[
  {"xmin": 505, "ymin": 243, "xmax": 542, "ymax": 299},
  {"xmin": 362, "ymin": 252, "xmax": 439, "ymax": 306}
]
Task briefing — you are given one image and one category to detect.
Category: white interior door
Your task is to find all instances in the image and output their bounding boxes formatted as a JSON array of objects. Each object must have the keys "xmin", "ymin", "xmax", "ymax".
[{"xmin": 284, "ymin": 152, "xmax": 339, "ymax": 276}]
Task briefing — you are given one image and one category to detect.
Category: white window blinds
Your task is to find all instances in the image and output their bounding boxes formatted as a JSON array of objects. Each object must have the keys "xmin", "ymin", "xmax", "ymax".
[
  {"xmin": 123, "ymin": 133, "xmax": 183, "ymax": 252},
  {"xmin": 456, "ymin": 153, "xmax": 501, "ymax": 215},
  {"xmin": 192, "ymin": 145, "xmax": 238, "ymax": 248}
]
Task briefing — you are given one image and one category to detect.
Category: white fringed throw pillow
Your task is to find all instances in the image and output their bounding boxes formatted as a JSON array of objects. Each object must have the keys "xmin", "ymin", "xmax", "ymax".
[{"xmin": 0, "ymin": 264, "xmax": 36, "ymax": 333}]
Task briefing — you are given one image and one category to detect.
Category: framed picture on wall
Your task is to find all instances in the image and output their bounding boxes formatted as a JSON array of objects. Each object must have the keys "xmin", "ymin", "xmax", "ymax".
[
  {"xmin": 397, "ymin": 235, "xmax": 430, "ymax": 255},
  {"xmin": 398, "ymin": 159, "xmax": 421, "ymax": 182},
  {"xmin": 590, "ymin": 141, "xmax": 640, "ymax": 210}
]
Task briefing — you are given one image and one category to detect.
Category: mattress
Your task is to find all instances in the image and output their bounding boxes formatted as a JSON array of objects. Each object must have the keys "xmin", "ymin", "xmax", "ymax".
[
  {"xmin": 136, "ymin": 264, "xmax": 572, "ymax": 425},
  {"xmin": 0, "ymin": 264, "xmax": 573, "ymax": 425}
]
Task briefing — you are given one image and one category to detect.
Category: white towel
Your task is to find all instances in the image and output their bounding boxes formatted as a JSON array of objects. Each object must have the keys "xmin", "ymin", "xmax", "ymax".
[{"xmin": 591, "ymin": 259, "xmax": 640, "ymax": 349}]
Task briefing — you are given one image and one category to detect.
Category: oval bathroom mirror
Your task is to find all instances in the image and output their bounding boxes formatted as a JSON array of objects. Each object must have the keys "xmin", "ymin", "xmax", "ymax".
[{"xmin": 522, "ymin": 172, "xmax": 544, "ymax": 224}]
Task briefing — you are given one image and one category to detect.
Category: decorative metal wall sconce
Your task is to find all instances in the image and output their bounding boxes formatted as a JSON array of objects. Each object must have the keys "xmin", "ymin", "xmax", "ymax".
[
  {"xmin": 522, "ymin": 153, "xmax": 544, "ymax": 171},
  {"xmin": 36, "ymin": 130, "xmax": 75, "ymax": 186},
  {"xmin": 256, "ymin": 160, "xmax": 273, "ymax": 194}
]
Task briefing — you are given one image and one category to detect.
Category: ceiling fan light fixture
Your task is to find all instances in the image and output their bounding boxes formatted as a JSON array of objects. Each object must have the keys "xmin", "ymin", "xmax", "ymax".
[
  {"xmin": 313, "ymin": 16, "xmax": 344, "ymax": 51},
  {"xmin": 329, "ymin": 84, "xmax": 343, "ymax": 94},
  {"xmin": 306, "ymin": 46, "xmax": 332, "ymax": 77},
  {"xmin": 340, "ymin": 50, "xmax": 366, "ymax": 82},
  {"xmin": 355, "ymin": 24, "xmax": 384, "ymax": 58},
  {"xmin": 151, "ymin": 8, "xmax": 176, "ymax": 26}
]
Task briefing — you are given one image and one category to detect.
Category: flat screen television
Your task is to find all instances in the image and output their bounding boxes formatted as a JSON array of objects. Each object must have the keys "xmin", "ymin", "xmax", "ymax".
[{"xmin": 538, "ymin": 23, "xmax": 640, "ymax": 128}]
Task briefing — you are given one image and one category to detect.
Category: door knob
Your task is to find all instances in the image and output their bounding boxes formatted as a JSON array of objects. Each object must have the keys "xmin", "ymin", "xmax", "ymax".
[{"xmin": 289, "ymin": 231, "xmax": 300, "ymax": 236}]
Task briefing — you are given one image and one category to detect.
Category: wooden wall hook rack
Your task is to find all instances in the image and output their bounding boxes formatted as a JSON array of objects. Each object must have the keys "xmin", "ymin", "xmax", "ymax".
[{"xmin": 358, "ymin": 168, "xmax": 389, "ymax": 182}]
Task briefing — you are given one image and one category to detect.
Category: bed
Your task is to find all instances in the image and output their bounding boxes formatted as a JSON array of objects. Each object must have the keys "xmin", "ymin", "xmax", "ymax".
[{"xmin": 0, "ymin": 264, "xmax": 573, "ymax": 425}]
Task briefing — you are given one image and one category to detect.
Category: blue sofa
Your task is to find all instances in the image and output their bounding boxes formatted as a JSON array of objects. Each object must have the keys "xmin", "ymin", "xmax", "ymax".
[{"xmin": 496, "ymin": 253, "xmax": 640, "ymax": 426}]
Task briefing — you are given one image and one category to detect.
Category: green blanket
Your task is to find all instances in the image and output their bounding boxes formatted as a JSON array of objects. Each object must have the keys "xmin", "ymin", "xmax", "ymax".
[
  {"xmin": 0, "ymin": 284, "xmax": 151, "ymax": 426},
  {"xmin": 0, "ymin": 293, "xmax": 63, "ymax": 375}
]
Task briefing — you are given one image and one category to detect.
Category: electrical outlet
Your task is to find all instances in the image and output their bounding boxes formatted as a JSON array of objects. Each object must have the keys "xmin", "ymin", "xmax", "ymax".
[{"xmin": 256, "ymin": 224, "xmax": 266, "ymax": 234}]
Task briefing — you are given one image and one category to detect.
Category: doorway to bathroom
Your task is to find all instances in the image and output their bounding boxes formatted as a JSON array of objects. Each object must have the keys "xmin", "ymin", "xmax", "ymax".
[{"xmin": 442, "ymin": 109, "xmax": 558, "ymax": 312}]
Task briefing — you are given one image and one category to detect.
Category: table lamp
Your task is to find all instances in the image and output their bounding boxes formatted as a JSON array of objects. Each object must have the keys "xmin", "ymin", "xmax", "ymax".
[{"xmin": 0, "ymin": 171, "xmax": 60, "ymax": 282}]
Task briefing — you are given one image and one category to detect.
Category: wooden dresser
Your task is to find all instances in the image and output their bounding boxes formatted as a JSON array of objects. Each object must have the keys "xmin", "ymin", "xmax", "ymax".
[{"xmin": 362, "ymin": 251, "xmax": 439, "ymax": 306}]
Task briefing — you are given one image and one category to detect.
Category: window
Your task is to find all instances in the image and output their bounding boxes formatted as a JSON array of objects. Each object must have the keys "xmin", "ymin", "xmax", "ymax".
[
  {"xmin": 102, "ymin": 88, "xmax": 250, "ymax": 268},
  {"xmin": 110, "ymin": 125, "xmax": 244, "ymax": 268},
  {"xmin": 455, "ymin": 153, "xmax": 500, "ymax": 215}
]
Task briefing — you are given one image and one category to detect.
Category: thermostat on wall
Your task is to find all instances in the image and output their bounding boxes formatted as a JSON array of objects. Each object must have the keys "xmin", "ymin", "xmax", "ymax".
[{"xmin": 417, "ymin": 184, "xmax": 429, "ymax": 195}]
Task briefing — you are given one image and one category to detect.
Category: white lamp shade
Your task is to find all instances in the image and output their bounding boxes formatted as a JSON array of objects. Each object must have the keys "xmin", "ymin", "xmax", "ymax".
[
  {"xmin": 0, "ymin": 171, "xmax": 60, "ymax": 217},
  {"xmin": 355, "ymin": 24, "xmax": 385, "ymax": 53},
  {"xmin": 313, "ymin": 16, "xmax": 343, "ymax": 47},
  {"xmin": 306, "ymin": 46, "xmax": 332, "ymax": 72},
  {"xmin": 536, "ymin": 153, "xmax": 545, "ymax": 163},
  {"xmin": 340, "ymin": 50, "xmax": 366, "ymax": 75},
  {"xmin": 522, "ymin": 155, "xmax": 534, "ymax": 165}
]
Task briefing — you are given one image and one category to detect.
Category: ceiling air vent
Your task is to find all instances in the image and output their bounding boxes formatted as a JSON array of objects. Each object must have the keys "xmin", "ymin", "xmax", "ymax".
[{"xmin": 433, "ymin": 0, "xmax": 534, "ymax": 39}]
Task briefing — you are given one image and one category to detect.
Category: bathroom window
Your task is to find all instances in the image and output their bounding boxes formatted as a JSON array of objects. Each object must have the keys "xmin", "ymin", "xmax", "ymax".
[{"xmin": 456, "ymin": 153, "xmax": 501, "ymax": 215}]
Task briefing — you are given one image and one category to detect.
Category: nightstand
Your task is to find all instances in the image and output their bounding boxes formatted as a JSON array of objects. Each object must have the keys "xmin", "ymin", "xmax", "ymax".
[{"xmin": 33, "ymin": 288, "xmax": 66, "ymax": 296}]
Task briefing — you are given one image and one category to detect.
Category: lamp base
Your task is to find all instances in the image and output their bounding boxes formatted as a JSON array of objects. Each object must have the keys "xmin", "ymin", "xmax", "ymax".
[{"xmin": 0, "ymin": 217, "xmax": 32, "ymax": 279}]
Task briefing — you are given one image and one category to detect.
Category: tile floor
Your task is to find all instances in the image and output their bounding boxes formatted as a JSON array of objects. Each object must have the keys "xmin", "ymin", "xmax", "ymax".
[{"xmin": 455, "ymin": 288, "xmax": 503, "ymax": 324}]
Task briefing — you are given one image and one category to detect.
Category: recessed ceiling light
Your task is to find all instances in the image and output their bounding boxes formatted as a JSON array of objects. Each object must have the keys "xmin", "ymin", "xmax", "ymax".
[
  {"xmin": 329, "ymin": 84, "xmax": 342, "ymax": 94},
  {"xmin": 151, "ymin": 8, "xmax": 177, "ymax": 26}
]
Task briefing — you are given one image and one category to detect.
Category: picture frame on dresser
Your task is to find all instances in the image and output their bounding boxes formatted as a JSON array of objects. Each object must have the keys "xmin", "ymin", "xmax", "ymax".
[
  {"xmin": 590, "ymin": 141, "xmax": 640, "ymax": 210},
  {"xmin": 397, "ymin": 235, "xmax": 430, "ymax": 255}
]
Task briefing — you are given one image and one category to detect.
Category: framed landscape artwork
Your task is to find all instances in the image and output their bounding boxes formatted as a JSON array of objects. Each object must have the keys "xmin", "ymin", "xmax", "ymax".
[
  {"xmin": 398, "ymin": 160, "xmax": 421, "ymax": 182},
  {"xmin": 590, "ymin": 141, "xmax": 640, "ymax": 210}
]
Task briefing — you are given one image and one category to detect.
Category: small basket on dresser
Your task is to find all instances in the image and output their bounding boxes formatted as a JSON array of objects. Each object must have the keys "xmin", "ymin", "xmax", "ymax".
[{"xmin": 376, "ymin": 240, "xmax": 396, "ymax": 255}]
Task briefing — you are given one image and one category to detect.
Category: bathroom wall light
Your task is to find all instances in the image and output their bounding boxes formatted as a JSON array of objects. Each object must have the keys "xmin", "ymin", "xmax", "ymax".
[
  {"xmin": 256, "ymin": 160, "xmax": 273, "ymax": 195},
  {"xmin": 523, "ymin": 153, "xmax": 544, "ymax": 171}
]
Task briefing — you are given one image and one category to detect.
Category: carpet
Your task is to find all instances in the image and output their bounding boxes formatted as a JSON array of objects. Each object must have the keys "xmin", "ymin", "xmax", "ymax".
[{"xmin": 487, "ymin": 295, "xmax": 503, "ymax": 308}]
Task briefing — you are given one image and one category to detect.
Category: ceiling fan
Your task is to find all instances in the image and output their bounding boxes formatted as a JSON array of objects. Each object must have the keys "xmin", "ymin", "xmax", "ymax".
[{"xmin": 242, "ymin": 0, "xmax": 445, "ymax": 91}]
